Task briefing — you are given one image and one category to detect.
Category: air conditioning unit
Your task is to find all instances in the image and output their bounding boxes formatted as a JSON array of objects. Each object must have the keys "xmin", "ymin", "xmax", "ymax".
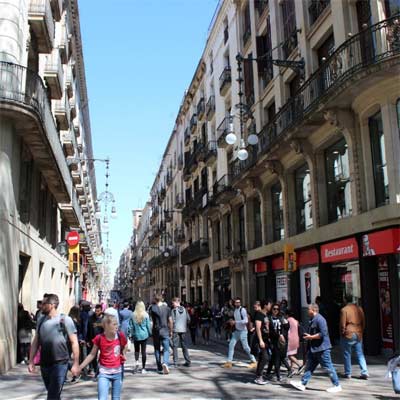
[{"xmin": 202, "ymin": 193, "xmax": 208, "ymax": 208}]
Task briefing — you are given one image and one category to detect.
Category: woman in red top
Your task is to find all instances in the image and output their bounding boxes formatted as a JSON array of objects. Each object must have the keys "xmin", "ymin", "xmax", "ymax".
[{"xmin": 77, "ymin": 315, "xmax": 127, "ymax": 400}]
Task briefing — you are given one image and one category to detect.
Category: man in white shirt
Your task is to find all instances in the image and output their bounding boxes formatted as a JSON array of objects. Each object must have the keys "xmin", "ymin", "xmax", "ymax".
[{"xmin": 222, "ymin": 297, "xmax": 257, "ymax": 369}]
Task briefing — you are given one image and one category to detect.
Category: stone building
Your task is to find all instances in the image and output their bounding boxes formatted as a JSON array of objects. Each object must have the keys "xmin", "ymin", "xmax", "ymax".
[{"xmin": 0, "ymin": 0, "xmax": 102, "ymax": 372}]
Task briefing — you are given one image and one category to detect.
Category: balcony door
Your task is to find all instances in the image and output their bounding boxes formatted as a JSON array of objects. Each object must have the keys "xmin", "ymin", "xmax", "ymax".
[{"xmin": 356, "ymin": 0, "xmax": 375, "ymax": 64}]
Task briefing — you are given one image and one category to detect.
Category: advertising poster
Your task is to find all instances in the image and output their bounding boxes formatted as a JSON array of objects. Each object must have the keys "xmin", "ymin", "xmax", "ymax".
[
  {"xmin": 276, "ymin": 273, "xmax": 288, "ymax": 303},
  {"xmin": 378, "ymin": 257, "xmax": 393, "ymax": 349},
  {"xmin": 300, "ymin": 266, "xmax": 320, "ymax": 308}
]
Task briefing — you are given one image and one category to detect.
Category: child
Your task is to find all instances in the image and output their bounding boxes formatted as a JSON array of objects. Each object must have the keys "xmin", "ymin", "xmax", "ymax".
[{"xmin": 77, "ymin": 315, "xmax": 127, "ymax": 400}]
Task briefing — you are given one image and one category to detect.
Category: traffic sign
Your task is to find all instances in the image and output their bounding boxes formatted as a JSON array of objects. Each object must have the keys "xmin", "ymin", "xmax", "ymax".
[{"xmin": 66, "ymin": 231, "xmax": 80, "ymax": 246}]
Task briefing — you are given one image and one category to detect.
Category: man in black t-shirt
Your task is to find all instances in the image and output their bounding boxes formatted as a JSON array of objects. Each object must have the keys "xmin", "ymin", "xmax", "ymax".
[{"xmin": 254, "ymin": 299, "xmax": 272, "ymax": 385}]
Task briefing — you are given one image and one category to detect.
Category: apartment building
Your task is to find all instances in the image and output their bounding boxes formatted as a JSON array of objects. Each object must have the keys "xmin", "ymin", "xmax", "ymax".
[
  {"xmin": 0, "ymin": 0, "xmax": 102, "ymax": 372},
  {"xmin": 120, "ymin": 0, "xmax": 400, "ymax": 355}
]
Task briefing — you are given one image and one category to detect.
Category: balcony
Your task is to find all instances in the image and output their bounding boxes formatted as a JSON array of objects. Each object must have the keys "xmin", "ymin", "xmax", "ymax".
[
  {"xmin": 56, "ymin": 23, "xmax": 69, "ymax": 64},
  {"xmin": 43, "ymin": 50, "xmax": 64, "ymax": 99},
  {"xmin": 217, "ymin": 117, "xmax": 230, "ymax": 148},
  {"xmin": 181, "ymin": 239, "xmax": 210, "ymax": 265},
  {"xmin": 309, "ymin": 0, "xmax": 330, "ymax": 26},
  {"xmin": 53, "ymin": 96, "xmax": 69, "ymax": 130},
  {"xmin": 28, "ymin": 0, "xmax": 54, "ymax": 53},
  {"xmin": 73, "ymin": 118, "xmax": 80, "ymax": 137},
  {"xmin": 159, "ymin": 220, "xmax": 167, "ymax": 232},
  {"xmin": 197, "ymin": 98, "xmax": 205, "ymax": 120},
  {"xmin": 213, "ymin": 175, "xmax": 236, "ymax": 203},
  {"xmin": 61, "ymin": 131, "xmax": 74, "ymax": 156},
  {"xmin": 174, "ymin": 228, "xmax": 185, "ymax": 243},
  {"xmin": 164, "ymin": 210, "xmax": 173, "ymax": 222},
  {"xmin": 190, "ymin": 113, "xmax": 197, "ymax": 133},
  {"xmin": 159, "ymin": 187, "xmax": 166, "ymax": 200},
  {"xmin": 204, "ymin": 140, "xmax": 217, "ymax": 166},
  {"xmin": 65, "ymin": 65, "xmax": 73, "ymax": 98},
  {"xmin": 175, "ymin": 194, "xmax": 184, "ymax": 209},
  {"xmin": 69, "ymin": 96, "xmax": 76, "ymax": 119},
  {"xmin": 50, "ymin": 0, "xmax": 63, "ymax": 21},
  {"xmin": 182, "ymin": 199, "xmax": 194, "ymax": 221},
  {"xmin": 219, "ymin": 66, "xmax": 231, "ymax": 95},
  {"xmin": 177, "ymin": 154, "xmax": 183, "ymax": 170},
  {"xmin": 166, "ymin": 170, "xmax": 173, "ymax": 186},
  {"xmin": 71, "ymin": 169, "xmax": 82, "ymax": 185},
  {"xmin": 230, "ymin": 16, "xmax": 400, "ymax": 183},
  {"xmin": 184, "ymin": 127, "xmax": 190, "ymax": 145},
  {"xmin": 206, "ymin": 95, "xmax": 216, "ymax": 120}
]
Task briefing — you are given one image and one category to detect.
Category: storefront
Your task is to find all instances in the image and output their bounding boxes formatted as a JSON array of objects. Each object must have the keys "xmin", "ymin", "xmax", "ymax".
[
  {"xmin": 360, "ymin": 227, "xmax": 400, "ymax": 354},
  {"xmin": 213, "ymin": 267, "xmax": 231, "ymax": 306},
  {"xmin": 254, "ymin": 260, "xmax": 267, "ymax": 301},
  {"xmin": 320, "ymin": 237, "xmax": 360, "ymax": 344}
]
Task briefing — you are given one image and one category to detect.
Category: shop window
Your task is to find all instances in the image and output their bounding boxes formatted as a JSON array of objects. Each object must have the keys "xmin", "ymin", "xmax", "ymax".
[
  {"xmin": 271, "ymin": 182, "xmax": 284, "ymax": 241},
  {"xmin": 238, "ymin": 205, "xmax": 246, "ymax": 252},
  {"xmin": 331, "ymin": 261, "xmax": 361, "ymax": 306},
  {"xmin": 295, "ymin": 164, "xmax": 313, "ymax": 233},
  {"xmin": 253, "ymin": 198, "xmax": 262, "ymax": 248},
  {"xmin": 325, "ymin": 137, "xmax": 352, "ymax": 223},
  {"xmin": 369, "ymin": 111, "xmax": 389, "ymax": 207}
]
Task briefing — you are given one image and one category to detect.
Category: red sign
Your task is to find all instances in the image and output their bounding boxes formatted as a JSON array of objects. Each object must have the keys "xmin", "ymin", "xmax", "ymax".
[
  {"xmin": 321, "ymin": 237, "xmax": 358, "ymax": 263},
  {"xmin": 66, "ymin": 231, "xmax": 80, "ymax": 246},
  {"xmin": 362, "ymin": 228, "xmax": 400, "ymax": 257},
  {"xmin": 297, "ymin": 248, "xmax": 319, "ymax": 268},
  {"xmin": 254, "ymin": 261, "xmax": 267, "ymax": 273},
  {"xmin": 271, "ymin": 255, "xmax": 284, "ymax": 271}
]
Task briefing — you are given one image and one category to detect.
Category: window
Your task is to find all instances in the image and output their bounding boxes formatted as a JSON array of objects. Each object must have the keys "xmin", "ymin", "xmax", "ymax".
[
  {"xmin": 223, "ymin": 19, "xmax": 229, "ymax": 44},
  {"xmin": 256, "ymin": 16, "xmax": 273, "ymax": 89},
  {"xmin": 384, "ymin": 0, "xmax": 400, "ymax": 17},
  {"xmin": 253, "ymin": 198, "xmax": 262, "ymax": 248},
  {"xmin": 369, "ymin": 111, "xmax": 389, "ymax": 207},
  {"xmin": 209, "ymin": 53, "xmax": 214, "ymax": 74},
  {"xmin": 271, "ymin": 182, "xmax": 284, "ymax": 241},
  {"xmin": 244, "ymin": 53, "xmax": 255, "ymax": 106},
  {"xmin": 19, "ymin": 145, "xmax": 33, "ymax": 224},
  {"xmin": 243, "ymin": 2, "xmax": 251, "ymax": 45},
  {"xmin": 38, "ymin": 177, "xmax": 47, "ymax": 239},
  {"xmin": 238, "ymin": 206, "xmax": 246, "ymax": 252},
  {"xmin": 215, "ymin": 221, "xmax": 221, "ymax": 261},
  {"xmin": 325, "ymin": 137, "xmax": 352, "ymax": 222},
  {"xmin": 281, "ymin": 0, "xmax": 297, "ymax": 59},
  {"xmin": 295, "ymin": 164, "xmax": 313, "ymax": 233},
  {"xmin": 223, "ymin": 213, "xmax": 232, "ymax": 257}
]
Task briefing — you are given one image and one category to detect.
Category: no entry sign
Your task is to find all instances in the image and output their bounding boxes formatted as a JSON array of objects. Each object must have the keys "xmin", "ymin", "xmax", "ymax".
[{"xmin": 66, "ymin": 231, "xmax": 80, "ymax": 246}]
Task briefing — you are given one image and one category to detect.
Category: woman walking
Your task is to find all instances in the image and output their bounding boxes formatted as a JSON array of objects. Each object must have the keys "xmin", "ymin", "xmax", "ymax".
[
  {"xmin": 286, "ymin": 310, "xmax": 303, "ymax": 374},
  {"xmin": 128, "ymin": 300, "xmax": 151, "ymax": 373},
  {"xmin": 77, "ymin": 315, "xmax": 127, "ymax": 400}
]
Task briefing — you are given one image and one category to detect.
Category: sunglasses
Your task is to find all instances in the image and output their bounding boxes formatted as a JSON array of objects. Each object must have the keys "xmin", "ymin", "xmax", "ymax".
[{"xmin": 272, "ymin": 308, "xmax": 280, "ymax": 311}]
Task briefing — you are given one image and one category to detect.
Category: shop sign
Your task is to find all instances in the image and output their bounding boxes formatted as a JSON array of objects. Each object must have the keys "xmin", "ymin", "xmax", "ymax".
[
  {"xmin": 378, "ymin": 257, "xmax": 394, "ymax": 349},
  {"xmin": 297, "ymin": 248, "xmax": 319, "ymax": 268},
  {"xmin": 254, "ymin": 261, "xmax": 267, "ymax": 273},
  {"xmin": 276, "ymin": 273, "xmax": 288, "ymax": 302},
  {"xmin": 320, "ymin": 238, "xmax": 358, "ymax": 263},
  {"xmin": 271, "ymin": 255, "xmax": 284, "ymax": 271},
  {"xmin": 362, "ymin": 228, "xmax": 400, "ymax": 257}
]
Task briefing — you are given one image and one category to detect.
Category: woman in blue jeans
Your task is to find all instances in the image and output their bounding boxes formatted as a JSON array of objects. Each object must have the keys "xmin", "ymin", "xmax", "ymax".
[{"xmin": 77, "ymin": 315, "xmax": 127, "ymax": 400}]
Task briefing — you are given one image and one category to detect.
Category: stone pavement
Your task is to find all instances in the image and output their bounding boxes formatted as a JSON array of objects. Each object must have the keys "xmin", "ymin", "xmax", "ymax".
[{"xmin": 0, "ymin": 336, "xmax": 397, "ymax": 400}]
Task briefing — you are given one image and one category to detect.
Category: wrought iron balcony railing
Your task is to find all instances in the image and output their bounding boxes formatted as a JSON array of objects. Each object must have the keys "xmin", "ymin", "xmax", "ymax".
[
  {"xmin": 309, "ymin": 0, "xmax": 330, "ymax": 26},
  {"xmin": 206, "ymin": 95, "xmax": 216, "ymax": 120},
  {"xmin": 216, "ymin": 117, "xmax": 230, "ymax": 147},
  {"xmin": 197, "ymin": 97, "xmax": 205, "ymax": 119},
  {"xmin": 219, "ymin": 66, "xmax": 232, "ymax": 95},
  {"xmin": 181, "ymin": 238, "xmax": 210, "ymax": 265},
  {"xmin": 190, "ymin": 113, "xmax": 197, "ymax": 132}
]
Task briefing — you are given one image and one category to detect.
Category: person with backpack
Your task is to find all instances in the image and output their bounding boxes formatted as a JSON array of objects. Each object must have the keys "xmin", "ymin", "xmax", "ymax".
[
  {"xmin": 149, "ymin": 294, "xmax": 173, "ymax": 374},
  {"xmin": 77, "ymin": 314, "xmax": 127, "ymax": 400},
  {"xmin": 171, "ymin": 297, "xmax": 191, "ymax": 367},
  {"xmin": 222, "ymin": 297, "xmax": 257, "ymax": 369},
  {"xmin": 128, "ymin": 300, "xmax": 151, "ymax": 374},
  {"xmin": 28, "ymin": 294, "xmax": 80, "ymax": 400}
]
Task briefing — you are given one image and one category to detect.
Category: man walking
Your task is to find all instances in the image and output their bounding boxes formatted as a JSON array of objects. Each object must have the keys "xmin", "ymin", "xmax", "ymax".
[
  {"xmin": 119, "ymin": 301, "xmax": 133, "ymax": 338},
  {"xmin": 149, "ymin": 295, "xmax": 173, "ymax": 374},
  {"xmin": 28, "ymin": 294, "xmax": 80, "ymax": 400},
  {"xmin": 290, "ymin": 304, "xmax": 342, "ymax": 393},
  {"xmin": 171, "ymin": 297, "xmax": 191, "ymax": 367},
  {"xmin": 340, "ymin": 294, "xmax": 369, "ymax": 379},
  {"xmin": 222, "ymin": 297, "xmax": 257, "ymax": 369}
]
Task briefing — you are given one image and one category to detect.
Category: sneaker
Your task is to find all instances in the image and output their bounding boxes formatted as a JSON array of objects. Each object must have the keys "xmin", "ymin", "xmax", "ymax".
[
  {"xmin": 344, "ymin": 374, "xmax": 351, "ymax": 379},
  {"xmin": 254, "ymin": 377, "xmax": 268, "ymax": 385},
  {"xmin": 222, "ymin": 361, "xmax": 233, "ymax": 368},
  {"xmin": 71, "ymin": 375, "xmax": 81, "ymax": 384},
  {"xmin": 359, "ymin": 374, "xmax": 369, "ymax": 380},
  {"xmin": 183, "ymin": 362, "xmax": 191, "ymax": 367},
  {"xmin": 141, "ymin": 368, "xmax": 147, "ymax": 374},
  {"xmin": 247, "ymin": 361, "xmax": 257, "ymax": 369},
  {"xmin": 290, "ymin": 380, "xmax": 306, "ymax": 391},
  {"xmin": 162, "ymin": 363, "xmax": 169, "ymax": 375},
  {"xmin": 326, "ymin": 385, "xmax": 342, "ymax": 393},
  {"xmin": 297, "ymin": 365, "xmax": 305, "ymax": 375}
]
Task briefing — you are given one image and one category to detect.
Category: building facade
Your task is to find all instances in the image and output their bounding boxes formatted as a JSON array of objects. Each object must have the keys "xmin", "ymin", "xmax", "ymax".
[
  {"xmin": 0, "ymin": 0, "xmax": 102, "ymax": 372},
  {"xmin": 118, "ymin": 0, "xmax": 400, "ymax": 355}
]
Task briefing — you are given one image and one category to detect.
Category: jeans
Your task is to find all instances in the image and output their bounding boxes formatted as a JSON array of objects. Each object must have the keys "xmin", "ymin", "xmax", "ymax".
[
  {"xmin": 256, "ymin": 347, "xmax": 270, "ymax": 377},
  {"xmin": 172, "ymin": 332, "xmax": 191, "ymax": 365},
  {"xmin": 301, "ymin": 349, "xmax": 340, "ymax": 387},
  {"xmin": 41, "ymin": 362, "xmax": 68, "ymax": 400},
  {"xmin": 153, "ymin": 334, "xmax": 170, "ymax": 371},
  {"xmin": 227, "ymin": 330, "xmax": 256, "ymax": 363},
  {"xmin": 393, "ymin": 369, "xmax": 400, "ymax": 394},
  {"xmin": 98, "ymin": 372, "xmax": 122, "ymax": 400},
  {"xmin": 341, "ymin": 333, "xmax": 368, "ymax": 376}
]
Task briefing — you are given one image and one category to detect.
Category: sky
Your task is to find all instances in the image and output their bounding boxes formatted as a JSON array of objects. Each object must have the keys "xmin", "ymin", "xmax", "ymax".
[{"xmin": 78, "ymin": 0, "xmax": 219, "ymax": 274}]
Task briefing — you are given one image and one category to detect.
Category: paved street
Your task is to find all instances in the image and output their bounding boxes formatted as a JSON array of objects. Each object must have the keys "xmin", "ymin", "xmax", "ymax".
[{"xmin": 0, "ymin": 338, "xmax": 396, "ymax": 400}]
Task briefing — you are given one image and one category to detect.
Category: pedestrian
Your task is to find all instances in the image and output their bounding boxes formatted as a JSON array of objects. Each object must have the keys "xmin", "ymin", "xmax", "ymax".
[
  {"xmin": 222, "ymin": 300, "xmax": 234, "ymax": 342},
  {"xmin": 280, "ymin": 299, "xmax": 288, "ymax": 314},
  {"xmin": 340, "ymin": 293, "xmax": 369, "ymax": 379},
  {"xmin": 17, "ymin": 303, "xmax": 35, "ymax": 364},
  {"xmin": 87, "ymin": 304, "xmax": 104, "ymax": 376},
  {"xmin": 387, "ymin": 354, "xmax": 400, "ymax": 394},
  {"xmin": 128, "ymin": 300, "xmax": 151, "ymax": 374},
  {"xmin": 285, "ymin": 309, "xmax": 303, "ymax": 373},
  {"xmin": 265, "ymin": 303, "xmax": 292, "ymax": 381},
  {"xmin": 68, "ymin": 305, "xmax": 83, "ymax": 382},
  {"xmin": 104, "ymin": 303, "xmax": 120, "ymax": 326},
  {"xmin": 290, "ymin": 303, "xmax": 342, "ymax": 393},
  {"xmin": 28, "ymin": 294, "xmax": 80, "ymax": 400},
  {"xmin": 253, "ymin": 299, "xmax": 272, "ymax": 385},
  {"xmin": 33, "ymin": 300, "xmax": 43, "ymax": 322},
  {"xmin": 222, "ymin": 297, "xmax": 257, "ymax": 369},
  {"xmin": 200, "ymin": 301, "xmax": 212, "ymax": 345},
  {"xmin": 187, "ymin": 304, "xmax": 198, "ymax": 345},
  {"xmin": 119, "ymin": 302, "xmax": 133, "ymax": 338},
  {"xmin": 171, "ymin": 297, "xmax": 191, "ymax": 367},
  {"xmin": 77, "ymin": 314, "xmax": 127, "ymax": 400},
  {"xmin": 149, "ymin": 294, "xmax": 173, "ymax": 374},
  {"xmin": 212, "ymin": 304, "xmax": 223, "ymax": 339}
]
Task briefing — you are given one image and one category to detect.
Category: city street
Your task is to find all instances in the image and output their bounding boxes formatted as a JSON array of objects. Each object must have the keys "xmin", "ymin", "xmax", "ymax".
[{"xmin": 0, "ymin": 338, "xmax": 396, "ymax": 400}]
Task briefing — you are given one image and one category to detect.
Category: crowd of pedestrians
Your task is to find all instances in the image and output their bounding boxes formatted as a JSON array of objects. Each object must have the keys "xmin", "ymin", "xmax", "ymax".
[{"xmin": 16, "ymin": 292, "xmax": 400, "ymax": 399}]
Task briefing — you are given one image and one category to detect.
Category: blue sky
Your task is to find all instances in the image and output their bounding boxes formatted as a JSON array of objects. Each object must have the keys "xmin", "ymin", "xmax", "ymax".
[{"xmin": 79, "ymin": 0, "xmax": 219, "ymax": 273}]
